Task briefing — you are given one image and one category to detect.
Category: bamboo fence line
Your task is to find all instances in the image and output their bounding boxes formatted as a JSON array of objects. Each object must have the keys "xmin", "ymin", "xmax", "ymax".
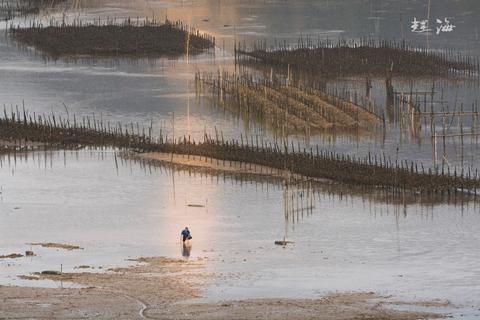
[
  {"xmin": 195, "ymin": 71, "xmax": 382, "ymax": 136},
  {"xmin": 1, "ymin": 108, "xmax": 480, "ymax": 195},
  {"xmin": 389, "ymin": 83, "xmax": 480, "ymax": 166}
]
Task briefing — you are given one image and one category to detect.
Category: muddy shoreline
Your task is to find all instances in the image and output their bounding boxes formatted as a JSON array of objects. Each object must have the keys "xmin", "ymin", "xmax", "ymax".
[{"xmin": 0, "ymin": 256, "xmax": 444, "ymax": 319}]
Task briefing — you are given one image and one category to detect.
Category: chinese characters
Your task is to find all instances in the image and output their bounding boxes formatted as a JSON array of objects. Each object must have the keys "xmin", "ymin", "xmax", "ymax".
[{"xmin": 411, "ymin": 17, "xmax": 455, "ymax": 34}]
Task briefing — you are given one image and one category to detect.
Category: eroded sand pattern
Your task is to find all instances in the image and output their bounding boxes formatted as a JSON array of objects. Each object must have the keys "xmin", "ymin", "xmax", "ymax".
[{"xmin": 1, "ymin": 256, "xmax": 442, "ymax": 319}]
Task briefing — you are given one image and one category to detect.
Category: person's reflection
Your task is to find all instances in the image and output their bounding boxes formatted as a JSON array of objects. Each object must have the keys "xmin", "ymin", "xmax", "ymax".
[{"xmin": 181, "ymin": 241, "xmax": 192, "ymax": 258}]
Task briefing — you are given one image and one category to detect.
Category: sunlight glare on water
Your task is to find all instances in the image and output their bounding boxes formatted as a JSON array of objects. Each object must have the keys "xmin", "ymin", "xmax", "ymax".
[{"xmin": 0, "ymin": 150, "xmax": 479, "ymax": 317}]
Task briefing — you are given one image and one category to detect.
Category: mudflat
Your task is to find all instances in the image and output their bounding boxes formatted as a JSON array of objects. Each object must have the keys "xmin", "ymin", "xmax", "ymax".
[{"xmin": 0, "ymin": 256, "xmax": 443, "ymax": 319}]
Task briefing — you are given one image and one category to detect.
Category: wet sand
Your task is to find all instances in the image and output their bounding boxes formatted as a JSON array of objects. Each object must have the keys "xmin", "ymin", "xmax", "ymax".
[
  {"xmin": 28, "ymin": 242, "xmax": 83, "ymax": 250},
  {"xmin": 132, "ymin": 151, "xmax": 322, "ymax": 182},
  {"xmin": 0, "ymin": 256, "xmax": 443, "ymax": 319}
]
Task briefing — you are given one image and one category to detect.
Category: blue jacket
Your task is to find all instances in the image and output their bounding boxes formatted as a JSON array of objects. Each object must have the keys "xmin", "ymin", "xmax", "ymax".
[{"xmin": 181, "ymin": 229, "xmax": 190, "ymax": 237}]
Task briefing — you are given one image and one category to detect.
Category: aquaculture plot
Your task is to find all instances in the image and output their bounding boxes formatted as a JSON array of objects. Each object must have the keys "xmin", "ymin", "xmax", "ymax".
[
  {"xmin": 1, "ymin": 109, "xmax": 479, "ymax": 195},
  {"xmin": 195, "ymin": 71, "xmax": 382, "ymax": 137},
  {"xmin": 9, "ymin": 19, "xmax": 215, "ymax": 58},
  {"xmin": 235, "ymin": 39, "xmax": 479, "ymax": 78}
]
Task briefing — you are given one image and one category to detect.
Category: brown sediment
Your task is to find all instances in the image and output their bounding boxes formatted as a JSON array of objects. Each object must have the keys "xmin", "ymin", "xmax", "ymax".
[
  {"xmin": 3, "ymin": 256, "xmax": 205, "ymax": 319},
  {"xmin": 28, "ymin": 242, "xmax": 83, "ymax": 250},
  {"xmin": 152, "ymin": 293, "xmax": 443, "ymax": 320},
  {"xmin": 1, "ymin": 256, "xmax": 444, "ymax": 319},
  {"xmin": 0, "ymin": 253, "xmax": 23, "ymax": 259},
  {"xmin": 17, "ymin": 275, "xmax": 40, "ymax": 280},
  {"xmin": 75, "ymin": 265, "xmax": 92, "ymax": 269},
  {"xmin": 382, "ymin": 299, "xmax": 451, "ymax": 308},
  {"xmin": 10, "ymin": 19, "xmax": 215, "ymax": 58}
]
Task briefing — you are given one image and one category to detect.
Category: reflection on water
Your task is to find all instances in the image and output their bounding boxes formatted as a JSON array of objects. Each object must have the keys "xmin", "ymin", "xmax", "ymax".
[
  {"xmin": 0, "ymin": 0, "xmax": 478, "ymax": 171},
  {"xmin": 1, "ymin": 149, "xmax": 480, "ymax": 316},
  {"xmin": 1, "ymin": 0, "xmax": 480, "ymax": 315},
  {"xmin": 130, "ymin": 150, "xmax": 480, "ymax": 209},
  {"xmin": 182, "ymin": 241, "xmax": 192, "ymax": 258},
  {"xmin": 2, "ymin": 148, "xmax": 478, "ymax": 210}
]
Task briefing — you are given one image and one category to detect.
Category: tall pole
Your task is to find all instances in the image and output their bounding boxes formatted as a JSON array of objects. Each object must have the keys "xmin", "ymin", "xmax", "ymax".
[{"xmin": 427, "ymin": 0, "xmax": 431, "ymax": 51}]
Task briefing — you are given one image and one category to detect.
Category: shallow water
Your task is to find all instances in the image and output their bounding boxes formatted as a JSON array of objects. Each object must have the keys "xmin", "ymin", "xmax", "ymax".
[
  {"xmin": 1, "ymin": 150, "xmax": 480, "ymax": 318},
  {"xmin": 0, "ymin": 0, "xmax": 480, "ymax": 169},
  {"xmin": 1, "ymin": 1, "xmax": 480, "ymax": 318}
]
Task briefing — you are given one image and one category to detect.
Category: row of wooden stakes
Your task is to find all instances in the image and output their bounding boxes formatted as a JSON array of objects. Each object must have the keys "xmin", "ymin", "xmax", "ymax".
[{"xmin": 1, "ymin": 109, "xmax": 479, "ymax": 195}]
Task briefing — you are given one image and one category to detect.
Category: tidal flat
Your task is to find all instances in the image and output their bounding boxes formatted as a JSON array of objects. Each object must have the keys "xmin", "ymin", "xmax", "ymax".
[{"xmin": 1, "ymin": 0, "xmax": 480, "ymax": 319}]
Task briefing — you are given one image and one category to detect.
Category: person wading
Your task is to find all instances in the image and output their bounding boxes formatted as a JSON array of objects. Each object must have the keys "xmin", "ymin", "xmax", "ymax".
[{"xmin": 181, "ymin": 227, "xmax": 192, "ymax": 242}]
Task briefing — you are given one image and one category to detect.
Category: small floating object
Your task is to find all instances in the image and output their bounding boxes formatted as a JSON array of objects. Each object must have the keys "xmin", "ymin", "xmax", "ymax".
[
  {"xmin": 25, "ymin": 250, "xmax": 34, "ymax": 256},
  {"xmin": 274, "ymin": 240, "xmax": 294, "ymax": 246},
  {"xmin": 188, "ymin": 204, "xmax": 205, "ymax": 208},
  {"xmin": 41, "ymin": 270, "xmax": 61, "ymax": 275},
  {"xmin": 0, "ymin": 253, "xmax": 23, "ymax": 259}
]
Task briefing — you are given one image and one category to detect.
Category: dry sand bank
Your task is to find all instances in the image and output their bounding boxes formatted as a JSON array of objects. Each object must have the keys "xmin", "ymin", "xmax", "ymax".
[{"xmin": 0, "ymin": 256, "xmax": 444, "ymax": 319}]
